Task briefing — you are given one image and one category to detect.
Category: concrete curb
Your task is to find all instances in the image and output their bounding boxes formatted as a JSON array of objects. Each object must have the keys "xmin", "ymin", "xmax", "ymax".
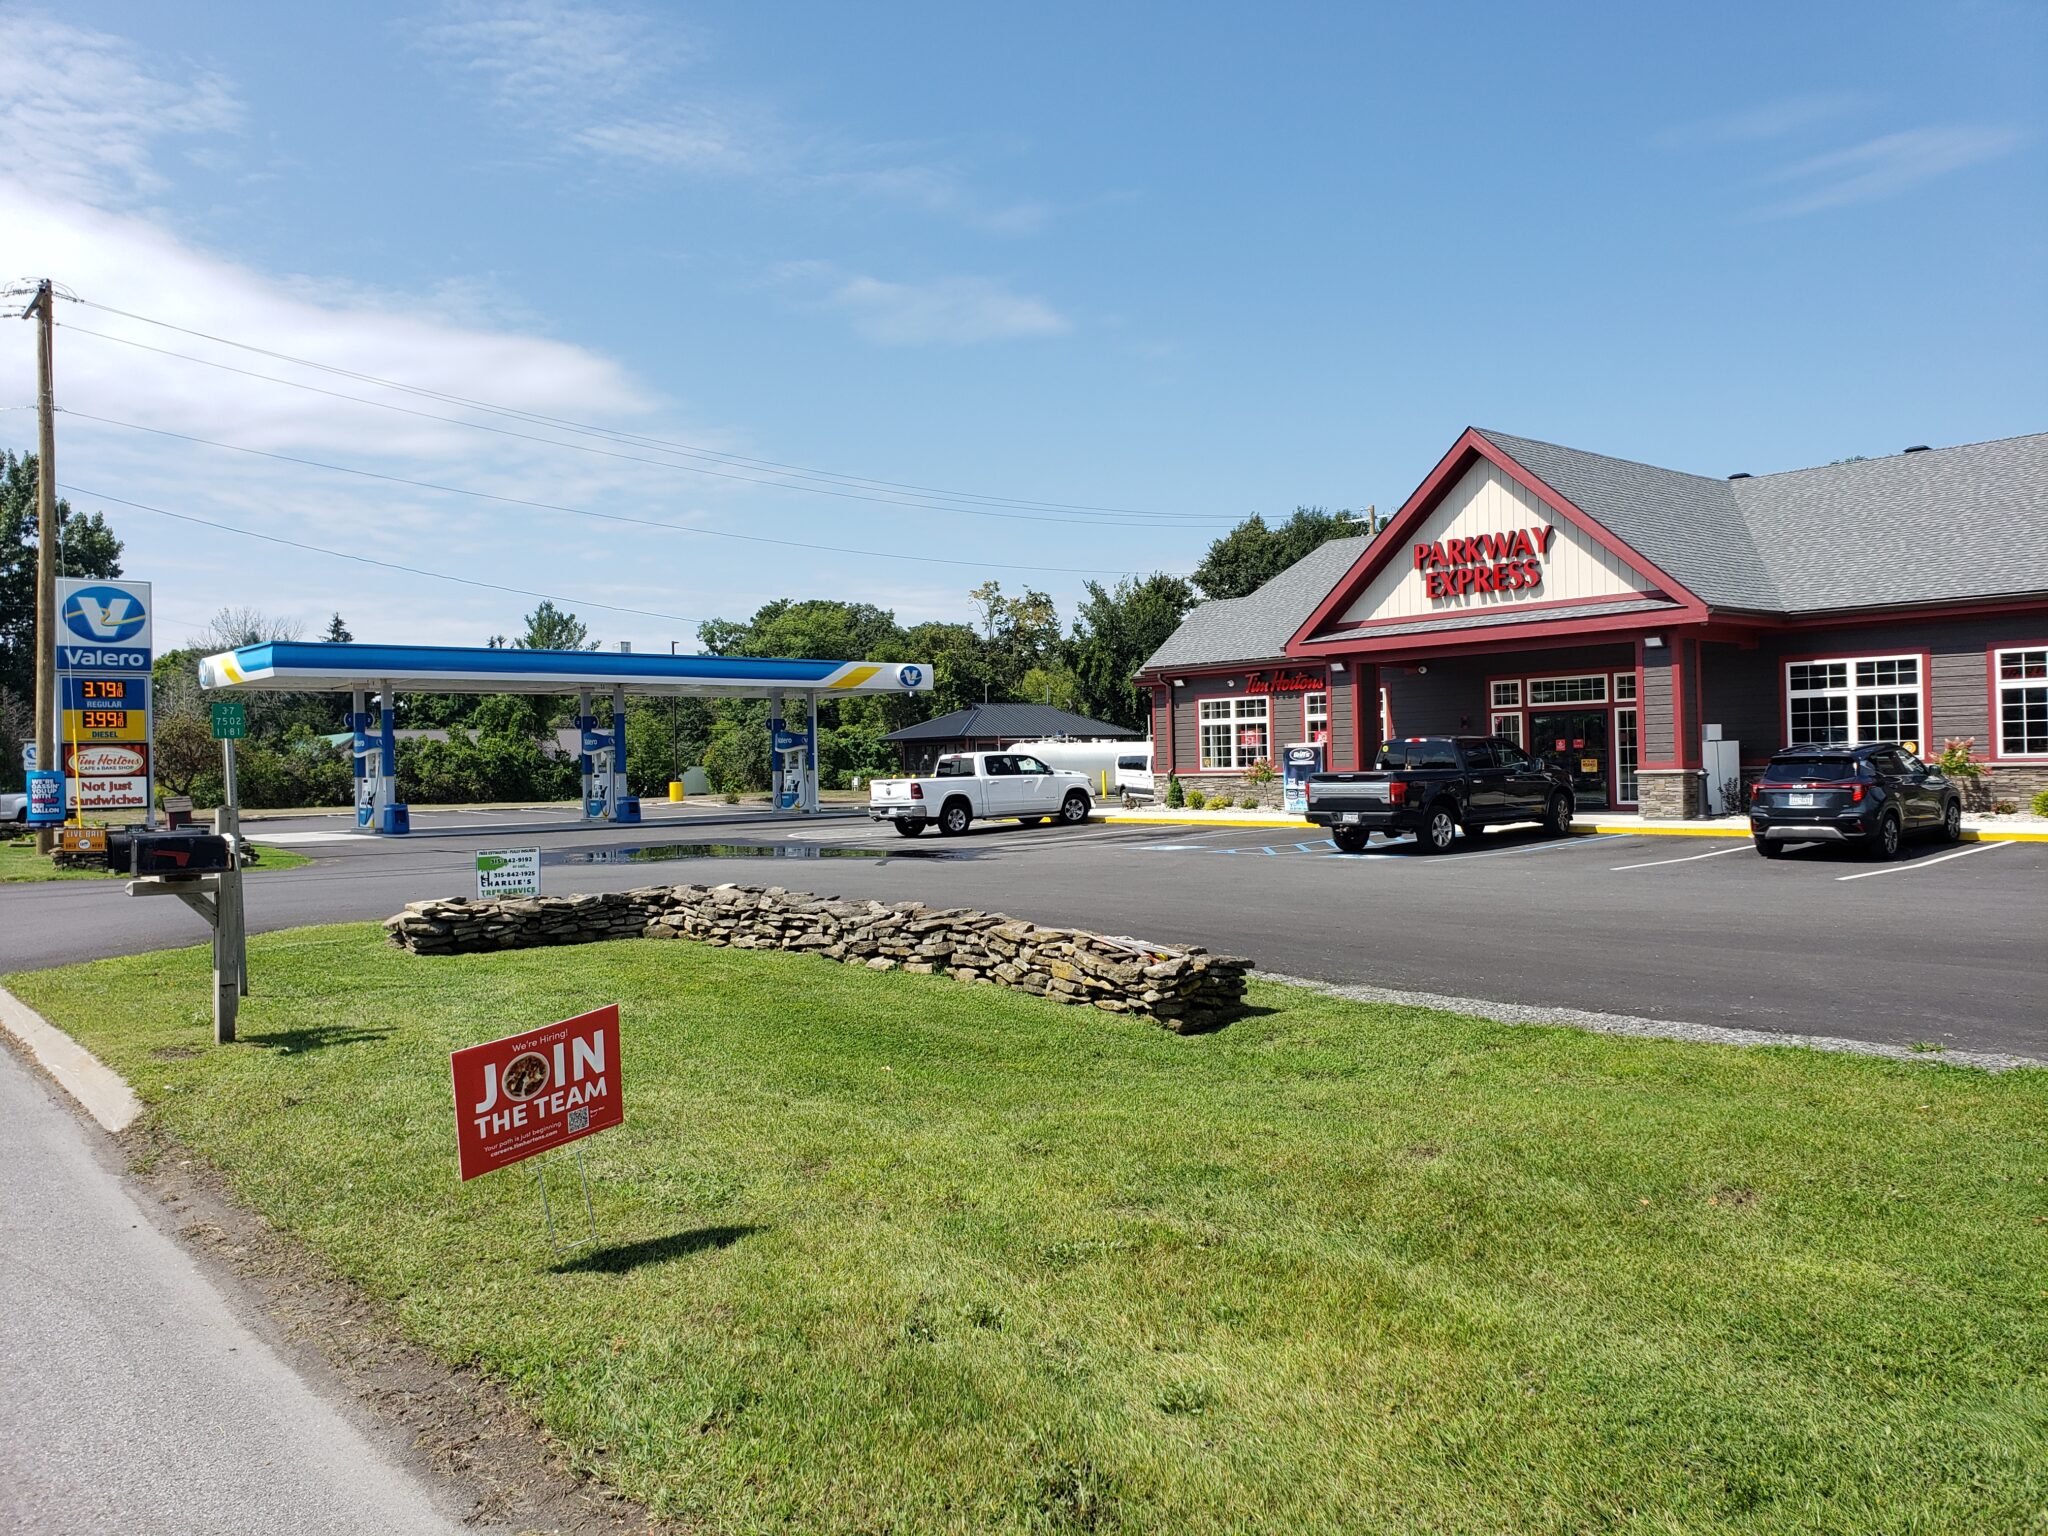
[
  {"xmin": 0, "ymin": 987, "xmax": 143, "ymax": 1133},
  {"xmin": 1098, "ymin": 811, "xmax": 2048, "ymax": 842},
  {"xmin": 1261, "ymin": 973, "xmax": 2048, "ymax": 1074}
]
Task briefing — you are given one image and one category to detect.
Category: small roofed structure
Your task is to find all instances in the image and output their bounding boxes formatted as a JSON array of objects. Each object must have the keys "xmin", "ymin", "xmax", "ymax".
[
  {"xmin": 883, "ymin": 702, "xmax": 1137, "ymax": 774},
  {"xmin": 198, "ymin": 641, "xmax": 932, "ymax": 831}
]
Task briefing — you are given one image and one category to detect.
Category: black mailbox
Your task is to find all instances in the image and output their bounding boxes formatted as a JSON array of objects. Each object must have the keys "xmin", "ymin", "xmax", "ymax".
[{"xmin": 118, "ymin": 831, "xmax": 234, "ymax": 876}]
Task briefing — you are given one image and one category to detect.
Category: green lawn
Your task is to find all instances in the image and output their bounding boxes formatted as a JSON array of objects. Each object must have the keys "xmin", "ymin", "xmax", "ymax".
[
  {"xmin": 9, "ymin": 928, "xmax": 2045, "ymax": 1533},
  {"xmin": 0, "ymin": 839, "xmax": 311, "ymax": 882}
]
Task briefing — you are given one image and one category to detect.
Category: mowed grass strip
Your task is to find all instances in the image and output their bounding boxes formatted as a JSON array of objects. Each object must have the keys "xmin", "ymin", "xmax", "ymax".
[
  {"xmin": 9, "ymin": 926, "xmax": 2046, "ymax": 1533},
  {"xmin": 0, "ymin": 839, "xmax": 311, "ymax": 882}
]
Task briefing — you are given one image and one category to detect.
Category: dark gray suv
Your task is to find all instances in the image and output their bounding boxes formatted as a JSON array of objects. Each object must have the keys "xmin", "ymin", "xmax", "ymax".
[{"xmin": 1748, "ymin": 742, "xmax": 1963, "ymax": 859}]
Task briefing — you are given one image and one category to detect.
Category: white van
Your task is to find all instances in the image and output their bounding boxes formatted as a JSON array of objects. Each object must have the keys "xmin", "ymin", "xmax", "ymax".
[{"xmin": 1007, "ymin": 739, "xmax": 1154, "ymax": 802}]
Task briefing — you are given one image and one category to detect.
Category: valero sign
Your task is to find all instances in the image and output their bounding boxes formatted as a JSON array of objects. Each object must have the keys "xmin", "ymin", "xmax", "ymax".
[{"xmin": 450, "ymin": 1005, "xmax": 623, "ymax": 1181}]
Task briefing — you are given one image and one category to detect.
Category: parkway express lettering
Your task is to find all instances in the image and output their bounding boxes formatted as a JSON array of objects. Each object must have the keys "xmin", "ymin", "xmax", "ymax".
[{"xmin": 1413, "ymin": 524, "xmax": 1555, "ymax": 600}]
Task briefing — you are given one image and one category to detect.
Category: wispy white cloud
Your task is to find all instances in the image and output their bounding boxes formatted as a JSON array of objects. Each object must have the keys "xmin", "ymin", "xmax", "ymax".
[
  {"xmin": 402, "ymin": 0, "xmax": 682, "ymax": 110},
  {"xmin": 1659, "ymin": 92, "xmax": 1863, "ymax": 147},
  {"xmin": 773, "ymin": 261, "xmax": 1070, "ymax": 346},
  {"xmin": 1753, "ymin": 125, "xmax": 2024, "ymax": 217},
  {"xmin": 0, "ymin": 13, "xmax": 240, "ymax": 204},
  {"xmin": 403, "ymin": 0, "xmax": 1063, "ymax": 234}
]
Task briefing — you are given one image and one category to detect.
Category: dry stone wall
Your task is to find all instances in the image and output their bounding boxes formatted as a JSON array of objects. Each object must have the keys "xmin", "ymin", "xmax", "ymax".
[{"xmin": 384, "ymin": 884, "xmax": 1252, "ymax": 1033}]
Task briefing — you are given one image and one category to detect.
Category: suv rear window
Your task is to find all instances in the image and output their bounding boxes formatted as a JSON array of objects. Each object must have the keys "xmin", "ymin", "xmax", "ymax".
[
  {"xmin": 1117, "ymin": 756, "xmax": 1149, "ymax": 771},
  {"xmin": 1761, "ymin": 755, "xmax": 1865, "ymax": 783},
  {"xmin": 1377, "ymin": 738, "xmax": 1460, "ymax": 771}
]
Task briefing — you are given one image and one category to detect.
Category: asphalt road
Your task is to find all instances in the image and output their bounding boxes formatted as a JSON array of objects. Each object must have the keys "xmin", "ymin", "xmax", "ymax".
[
  {"xmin": 0, "ymin": 1046, "xmax": 470, "ymax": 1536},
  {"xmin": 4, "ymin": 805, "xmax": 2044, "ymax": 1057}
]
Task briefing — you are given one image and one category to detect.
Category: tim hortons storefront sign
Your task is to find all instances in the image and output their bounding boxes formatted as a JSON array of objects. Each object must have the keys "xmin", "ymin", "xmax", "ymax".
[
  {"xmin": 1414, "ymin": 524, "xmax": 1555, "ymax": 601},
  {"xmin": 1246, "ymin": 669, "xmax": 1325, "ymax": 694}
]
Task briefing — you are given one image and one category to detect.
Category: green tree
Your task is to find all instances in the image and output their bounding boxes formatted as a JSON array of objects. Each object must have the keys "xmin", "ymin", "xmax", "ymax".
[
  {"xmin": 0, "ymin": 451, "xmax": 123, "ymax": 708},
  {"xmin": 324, "ymin": 613, "xmax": 353, "ymax": 642},
  {"xmin": 515, "ymin": 600, "xmax": 596, "ymax": 652},
  {"xmin": 1070, "ymin": 572, "xmax": 1196, "ymax": 729},
  {"xmin": 1191, "ymin": 507, "xmax": 1368, "ymax": 600}
]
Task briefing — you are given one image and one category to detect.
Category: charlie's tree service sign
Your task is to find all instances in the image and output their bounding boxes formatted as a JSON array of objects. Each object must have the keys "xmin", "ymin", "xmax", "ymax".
[{"xmin": 450, "ymin": 1005, "xmax": 623, "ymax": 1180}]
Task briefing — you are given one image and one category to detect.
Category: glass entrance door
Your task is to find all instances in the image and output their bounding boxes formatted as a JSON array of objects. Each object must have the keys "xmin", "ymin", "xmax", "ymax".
[{"xmin": 1530, "ymin": 710, "xmax": 1610, "ymax": 809}]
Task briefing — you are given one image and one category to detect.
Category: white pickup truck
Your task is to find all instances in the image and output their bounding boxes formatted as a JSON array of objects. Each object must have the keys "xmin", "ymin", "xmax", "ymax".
[{"xmin": 868, "ymin": 751, "xmax": 1094, "ymax": 837}]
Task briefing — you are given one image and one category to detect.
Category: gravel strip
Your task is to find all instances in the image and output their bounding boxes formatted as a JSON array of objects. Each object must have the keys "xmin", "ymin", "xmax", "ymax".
[{"xmin": 1260, "ymin": 972, "xmax": 2046, "ymax": 1073}]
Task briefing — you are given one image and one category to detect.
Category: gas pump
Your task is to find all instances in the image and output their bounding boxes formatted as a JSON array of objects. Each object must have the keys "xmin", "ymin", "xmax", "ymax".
[
  {"xmin": 768, "ymin": 690, "xmax": 818, "ymax": 813},
  {"xmin": 352, "ymin": 687, "xmax": 407, "ymax": 833},
  {"xmin": 578, "ymin": 687, "xmax": 639, "ymax": 824}
]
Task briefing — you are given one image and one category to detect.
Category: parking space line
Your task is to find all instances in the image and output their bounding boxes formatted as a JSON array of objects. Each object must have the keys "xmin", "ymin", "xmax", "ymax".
[
  {"xmin": 1835, "ymin": 841, "xmax": 2012, "ymax": 881},
  {"xmin": 1610, "ymin": 845, "xmax": 1751, "ymax": 871}
]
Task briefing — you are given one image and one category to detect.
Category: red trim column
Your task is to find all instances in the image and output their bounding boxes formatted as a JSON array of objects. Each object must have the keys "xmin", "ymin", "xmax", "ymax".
[{"xmin": 1346, "ymin": 661, "xmax": 1378, "ymax": 772}]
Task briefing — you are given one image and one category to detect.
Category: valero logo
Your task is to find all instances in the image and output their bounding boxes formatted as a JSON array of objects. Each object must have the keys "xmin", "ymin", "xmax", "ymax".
[
  {"xmin": 62, "ymin": 585, "xmax": 148, "ymax": 644},
  {"xmin": 897, "ymin": 665, "xmax": 924, "ymax": 687}
]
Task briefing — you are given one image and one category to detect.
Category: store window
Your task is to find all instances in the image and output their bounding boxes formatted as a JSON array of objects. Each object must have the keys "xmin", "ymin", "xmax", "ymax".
[
  {"xmin": 1996, "ymin": 647, "xmax": 2048, "ymax": 757},
  {"xmin": 1490, "ymin": 713, "xmax": 1523, "ymax": 746},
  {"xmin": 1613, "ymin": 671, "xmax": 1638, "ymax": 704},
  {"xmin": 1786, "ymin": 655, "xmax": 1921, "ymax": 747},
  {"xmin": 1199, "ymin": 696, "xmax": 1270, "ymax": 770},
  {"xmin": 1304, "ymin": 692, "xmax": 1329, "ymax": 745},
  {"xmin": 1490, "ymin": 679, "xmax": 1521, "ymax": 710},
  {"xmin": 1528, "ymin": 674, "xmax": 1608, "ymax": 706},
  {"xmin": 1615, "ymin": 706, "xmax": 1639, "ymax": 804}
]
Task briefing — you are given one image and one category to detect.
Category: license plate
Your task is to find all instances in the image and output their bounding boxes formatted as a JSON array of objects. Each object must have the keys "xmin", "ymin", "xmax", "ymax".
[
  {"xmin": 1342, "ymin": 812, "xmax": 1363, "ymax": 824},
  {"xmin": 1787, "ymin": 792, "xmax": 1815, "ymax": 807}
]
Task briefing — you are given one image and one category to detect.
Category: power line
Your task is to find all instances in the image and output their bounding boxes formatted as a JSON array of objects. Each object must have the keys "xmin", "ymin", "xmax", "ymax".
[
  {"xmin": 61, "ymin": 295, "xmax": 1232, "ymax": 525},
  {"xmin": 58, "ymin": 483, "xmax": 713, "ymax": 628},
  {"xmin": 63, "ymin": 410, "xmax": 1173, "ymax": 577}
]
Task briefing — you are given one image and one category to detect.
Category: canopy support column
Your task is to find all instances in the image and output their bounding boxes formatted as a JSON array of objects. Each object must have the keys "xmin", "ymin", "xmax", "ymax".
[
  {"xmin": 609, "ymin": 684, "xmax": 637, "ymax": 823},
  {"xmin": 373, "ymin": 682, "xmax": 408, "ymax": 834}
]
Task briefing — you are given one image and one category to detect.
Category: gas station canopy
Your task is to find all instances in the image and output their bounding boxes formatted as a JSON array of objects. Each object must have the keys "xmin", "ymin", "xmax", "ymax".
[
  {"xmin": 194, "ymin": 641, "xmax": 933, "ymax": 832},
  {"xmin": 198, "ymin": 642, "xmax": 933, "ymax": 699}
]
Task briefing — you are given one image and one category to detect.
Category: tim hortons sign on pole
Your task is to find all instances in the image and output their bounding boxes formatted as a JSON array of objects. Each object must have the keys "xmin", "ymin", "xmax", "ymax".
[{"xmin": 450, "ymin": 1005, "xmax": 623, "ymax": 1181}]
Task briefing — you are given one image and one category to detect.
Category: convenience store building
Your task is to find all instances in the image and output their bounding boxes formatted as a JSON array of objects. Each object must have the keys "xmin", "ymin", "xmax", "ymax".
[{"xmin": 1138, "ymin": 428, "xmax": 2048, "ymax": 816}]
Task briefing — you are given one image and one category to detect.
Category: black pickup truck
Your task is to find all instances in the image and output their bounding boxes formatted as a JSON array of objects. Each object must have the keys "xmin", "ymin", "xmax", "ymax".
[{"xmin": 1306, "ymin": 735, "xmax": 1577, "ymax": 853}]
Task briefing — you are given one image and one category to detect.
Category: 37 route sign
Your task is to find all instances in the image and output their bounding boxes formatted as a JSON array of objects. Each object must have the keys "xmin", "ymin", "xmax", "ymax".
[
  {"xmin": 450, "ymin": 1005, "xmax": 623, "ymax": 1181},
  {"xmin": 211, "ymin": 700, "xmax": 247, "ymax": 740}
]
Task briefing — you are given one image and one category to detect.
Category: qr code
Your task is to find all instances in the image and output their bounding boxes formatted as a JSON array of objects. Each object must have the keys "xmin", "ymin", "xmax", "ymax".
[{"xmin": 566, "ymin": 1107, "xmax": 589, "ymax": 1132}]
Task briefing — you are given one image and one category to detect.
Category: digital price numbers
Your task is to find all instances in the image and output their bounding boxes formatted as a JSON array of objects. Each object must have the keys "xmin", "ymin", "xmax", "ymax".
[
  {"xmin": 80, "ymin": 680, "xmax": 129, "ymax": 700},
  {"xmin": 82, "ymin": 709, "xmax": 131, "ymax": 729}
]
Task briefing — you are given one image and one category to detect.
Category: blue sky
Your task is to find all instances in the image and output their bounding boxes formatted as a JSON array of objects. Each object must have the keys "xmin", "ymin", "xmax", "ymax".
[{"xmin": 5, "ymin": 2, "xmax": 2043, "ymax": 652}]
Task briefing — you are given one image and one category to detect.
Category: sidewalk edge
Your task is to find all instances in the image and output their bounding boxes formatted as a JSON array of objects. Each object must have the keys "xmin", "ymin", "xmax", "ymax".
[{"xmin": 0, "ymin": 986, "xmax": 143, "ymax": 1133}]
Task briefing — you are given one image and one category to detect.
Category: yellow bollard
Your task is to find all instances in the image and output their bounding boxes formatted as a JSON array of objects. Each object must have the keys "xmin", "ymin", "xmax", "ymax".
[{"xmin": 668, "ymin": 780, "xmax": 685, "ymax": 802}]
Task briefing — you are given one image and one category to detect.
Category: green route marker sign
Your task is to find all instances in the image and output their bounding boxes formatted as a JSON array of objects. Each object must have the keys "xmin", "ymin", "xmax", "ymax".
[{"xmin": 210, "ymin": 700, "xmax": 247, "ymax": 740}]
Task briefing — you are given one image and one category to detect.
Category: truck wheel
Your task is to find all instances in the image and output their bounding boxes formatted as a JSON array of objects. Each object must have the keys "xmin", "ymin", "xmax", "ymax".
[
  {"xmin": 1059, "ymin": 791, "xmax": 1091, "ymax": 825},
  {"xmin": 938, "ymin": 799, "xmax": 972, "ymax": 836},
  {"xmin": 1331, "ymin": 826, "xmax": 1369, "ymax": 854},
  {"xmin": 1543, "ymin": 793, "xmax": 1574, "ymax": 837},
  {"xmin": 1419, "ymin": 803, "xmax": 1458, "ymax": 853},
  {"xmin": 893, "ymin": 818, "xmax": 926, "ymax": 838}
]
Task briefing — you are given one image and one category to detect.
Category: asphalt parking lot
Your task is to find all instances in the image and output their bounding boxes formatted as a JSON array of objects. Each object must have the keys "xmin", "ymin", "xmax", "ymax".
[{"xmin": 4, "ymin": 807, "xmax": 2043, "ymax": 1059}]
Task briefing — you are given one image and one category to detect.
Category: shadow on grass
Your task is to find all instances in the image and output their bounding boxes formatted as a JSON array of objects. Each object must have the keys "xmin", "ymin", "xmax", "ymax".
[
  {"xmin": 1173, "ymin": 1003, "xmax": 1277, "ymax": 1036},
  {"xmin": 552, "ymin": 1224, "xmax": 764, "ymax": 1275},
  {"xmin": 246, "ymin": 1025, "xmax": 394, "ymax": 1054}
]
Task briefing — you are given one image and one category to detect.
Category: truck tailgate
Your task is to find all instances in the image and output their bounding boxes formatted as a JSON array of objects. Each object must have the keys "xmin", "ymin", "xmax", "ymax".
[
  {"xmin": 869, "ymin": 780, "xmax": 919, "ymax": 808},
  {"xmin": 1307, "ymin": 772, "xmax": 1397, "ymax": 810}
]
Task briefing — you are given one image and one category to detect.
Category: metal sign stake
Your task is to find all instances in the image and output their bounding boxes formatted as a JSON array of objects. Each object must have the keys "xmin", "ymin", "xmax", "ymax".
[{"xmin": 534, "ymin": 1146, "xmax": 598, "ymax": 1254}]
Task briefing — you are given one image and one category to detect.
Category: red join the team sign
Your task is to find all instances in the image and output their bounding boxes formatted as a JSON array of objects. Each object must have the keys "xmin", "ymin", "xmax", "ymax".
[{"xmin": 450, "ymin": 1004, "xmax": 623, "ymax": 1181}]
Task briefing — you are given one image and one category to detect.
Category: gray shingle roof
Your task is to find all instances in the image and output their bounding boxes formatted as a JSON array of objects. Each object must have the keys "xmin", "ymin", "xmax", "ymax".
[
  {"xmin": 1140, "ymin": 429, "xmax": 2047, "ymax": 671},
  {"xmin": 1139, "ymin": 536, "xmax": 1372, "ymax": 671},
  {"xmin": 883, "ymin": 703, "xmax": 1138, "ymax": 743},
  {"xmin": 1731, "ymin": 434, "xmax": 2048, "ymax": 611},
  {"xmin": 1472, "ymin": 430, "xmax": 1782, "ymax": 609}
]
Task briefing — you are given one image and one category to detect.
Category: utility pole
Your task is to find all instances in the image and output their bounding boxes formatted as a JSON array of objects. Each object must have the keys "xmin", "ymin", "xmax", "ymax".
[{"xmin": 27, "ymin": 281, "xmax": 56, "ymax": 854}]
